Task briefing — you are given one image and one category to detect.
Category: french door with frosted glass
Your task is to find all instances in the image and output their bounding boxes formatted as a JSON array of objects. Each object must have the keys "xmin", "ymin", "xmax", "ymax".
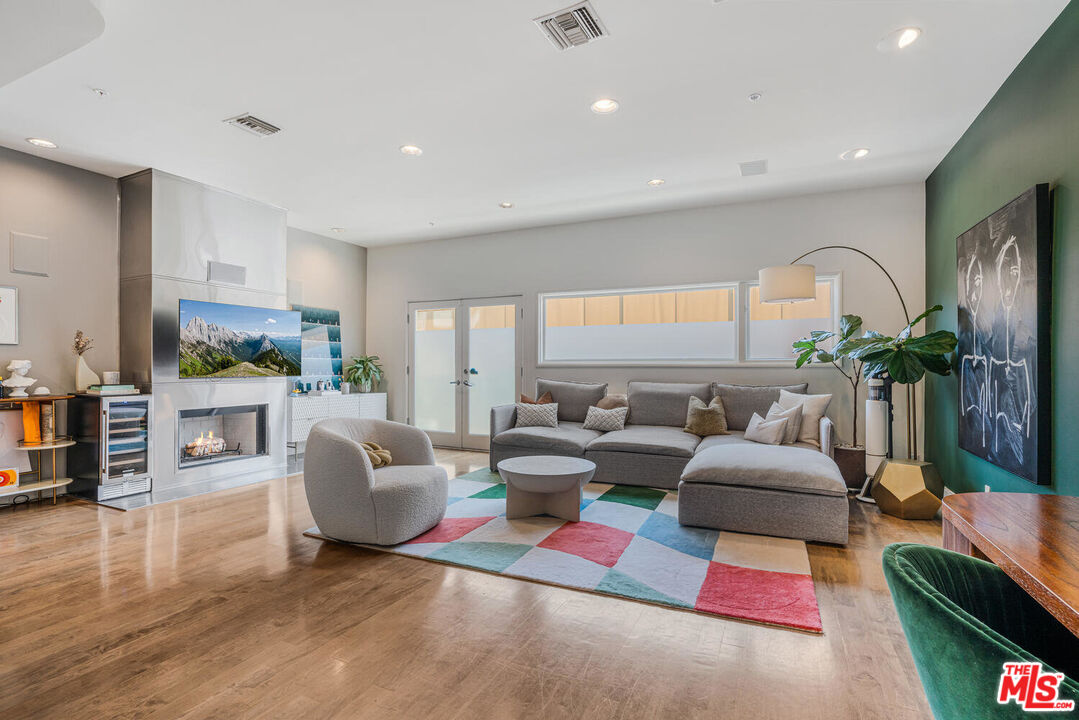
[{"xmin": 407, "ymin": 297, "xmax": 522, "ymax": 450}]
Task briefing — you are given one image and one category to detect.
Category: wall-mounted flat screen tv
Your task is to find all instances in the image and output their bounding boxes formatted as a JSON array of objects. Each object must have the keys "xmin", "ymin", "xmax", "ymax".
[{"xmin": 179, "ymin": 299, "xmax": 301, "ymax": 378}]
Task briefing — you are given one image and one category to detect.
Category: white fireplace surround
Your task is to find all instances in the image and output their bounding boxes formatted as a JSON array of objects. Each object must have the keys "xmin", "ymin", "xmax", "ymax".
[{"xmin": 119, "ymin": 169, "xmax": 290, "ymax": 491}]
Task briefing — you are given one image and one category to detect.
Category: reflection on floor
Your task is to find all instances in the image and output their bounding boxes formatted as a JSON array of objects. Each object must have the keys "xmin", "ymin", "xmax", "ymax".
[{"xmin": 0, "ymin": 448, "xmax": 942, "ymax": 719}]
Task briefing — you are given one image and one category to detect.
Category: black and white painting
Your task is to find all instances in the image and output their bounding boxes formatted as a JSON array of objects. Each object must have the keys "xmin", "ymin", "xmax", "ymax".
[{"xmin": 956, "ymin": 185, "xmax": 1051, "ymax": 485}]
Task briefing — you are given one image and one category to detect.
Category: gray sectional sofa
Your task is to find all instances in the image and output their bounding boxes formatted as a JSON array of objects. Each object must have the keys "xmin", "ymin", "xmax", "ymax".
[{"xmin": 490, "ymin": 379, "xmax": 848, "ymax": 544}]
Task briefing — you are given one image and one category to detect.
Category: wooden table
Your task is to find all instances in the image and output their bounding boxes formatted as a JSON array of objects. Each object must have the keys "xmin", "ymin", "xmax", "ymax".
[{"xmin": 942, "ymin": 492, "xmax": 1079, "ymax": 638}]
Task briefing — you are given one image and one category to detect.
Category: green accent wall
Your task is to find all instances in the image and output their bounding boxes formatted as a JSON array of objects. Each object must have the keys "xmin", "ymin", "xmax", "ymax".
[{"xmin": 925, "ymin": 2, "xmax": 1078, "ymax": 496}]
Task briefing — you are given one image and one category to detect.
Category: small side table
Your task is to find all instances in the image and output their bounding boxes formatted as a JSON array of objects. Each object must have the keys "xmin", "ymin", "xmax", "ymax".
[
  {"xmin": 0, "ymin": 394, "xmax": 75, "ymax": 505},
  {"xmin": 497, "ymin": 455, "xmax": 596, "ymax": 522}
]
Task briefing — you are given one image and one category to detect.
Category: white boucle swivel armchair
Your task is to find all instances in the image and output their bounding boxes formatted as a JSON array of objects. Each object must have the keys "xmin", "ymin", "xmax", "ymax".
[{"xmin": 304, "ymin": 418, "xmax": 447, "ymax": 545}]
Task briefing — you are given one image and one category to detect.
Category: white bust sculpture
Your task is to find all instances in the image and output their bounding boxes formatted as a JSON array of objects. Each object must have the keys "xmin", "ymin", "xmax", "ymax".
[{"xmin": 3, "ymin": 360, "xmax": 36, "ymax": 398}]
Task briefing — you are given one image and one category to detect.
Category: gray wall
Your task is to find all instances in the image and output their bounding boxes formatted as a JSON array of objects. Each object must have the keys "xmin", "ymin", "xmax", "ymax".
[
  {"xmin": 0, "ymin": 146, "xmax": 119, "ymax": 392},
  {"xmin": 286, "ymin": 227, "xmax": 368, "ymax": 361},
  {"xmin": 366, "ymin": 183, "xmax": 926, "ymax": 456}
]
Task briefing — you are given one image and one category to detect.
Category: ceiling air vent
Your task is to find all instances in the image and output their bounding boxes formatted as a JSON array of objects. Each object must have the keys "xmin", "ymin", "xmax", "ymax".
[
  {"xmin": 739, "ymin": 159, "xmax": 768, "ymax": 177},
  {"xmin": 223, "ymin": 113, "xmax": 281, "ymax": 137},
  {"xmin": 534, "ymin": 2, "xmax": 608, "ymax": 51}
]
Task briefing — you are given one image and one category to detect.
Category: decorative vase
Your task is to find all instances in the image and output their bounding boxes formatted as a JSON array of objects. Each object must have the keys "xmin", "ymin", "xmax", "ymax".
[
  {"xmin": 359, "ymin": 379, "xmax": 372, "ymax": 393},
  {"xmin": 75, "ymin": 355, "xmax": 100, "ymax": 392},
  {"xmin": 834, "ymin": 446, "xmax": 867, "ymax": 489},
  {"xmin": 340, "ymin": 382, "xmax": 351, "ymax": 394}
]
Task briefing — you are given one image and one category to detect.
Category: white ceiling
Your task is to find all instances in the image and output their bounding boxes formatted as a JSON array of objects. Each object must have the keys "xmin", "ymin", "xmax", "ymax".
[{"xmin": 0, "ymin": 0, "xmax": 1067, "ymax": 246}]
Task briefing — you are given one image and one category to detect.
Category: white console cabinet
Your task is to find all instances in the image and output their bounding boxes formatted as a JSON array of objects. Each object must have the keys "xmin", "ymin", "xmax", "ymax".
[{"xmin": 287, "ymin": 393, "xmax": 388, "ymax": 453}]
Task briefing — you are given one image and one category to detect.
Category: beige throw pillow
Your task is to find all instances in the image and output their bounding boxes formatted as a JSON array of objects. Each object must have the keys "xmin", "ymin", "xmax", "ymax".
[
  {"xmin": 777, "ymin": 389, "xmax": 832, "ymax": 447},
  {"xmin": 743, "ymin": 412, "xmax": 788, "ymax": 445},
  {"xmin": 360, "ymin": 441, "xmax": 392, "ymax": 468},
  {"xmin": 766, "ymin": 402, "xmax": 803, "ymax": 445},
  {"xmin": 684, "ymin": 396, "xmax": 729, "ymax": 437},
  {"xmin": 597, "ymin": 394, "xmax": 629, "ymax": 410}
]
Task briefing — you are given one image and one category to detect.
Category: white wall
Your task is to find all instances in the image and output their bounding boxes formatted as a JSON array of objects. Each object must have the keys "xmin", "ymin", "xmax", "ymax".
[
  {"xmin": 366, "ymin": 183, "xmax": 926, "ymax": 456},
  {"xmin": 0, "ymin": 146, "xmax": 119, "ymax": 391}
]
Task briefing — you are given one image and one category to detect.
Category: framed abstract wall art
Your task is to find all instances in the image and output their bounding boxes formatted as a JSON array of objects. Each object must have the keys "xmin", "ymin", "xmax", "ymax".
[{"xmin": 956, "ymin": 184, "xmax": 1051, "ymax": 485}]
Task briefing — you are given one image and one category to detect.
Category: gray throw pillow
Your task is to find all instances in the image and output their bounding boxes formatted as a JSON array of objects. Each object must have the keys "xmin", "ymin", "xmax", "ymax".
[
  {"xmin": 684, "ymin": 396, "xmax": 729, "ymax": 436},
  {"xmin": 582, "ymin": 406, "xmax": 628, "ymax": 432},
  {"xmin": 536, "ymin": 379, "xmax": 608, "ymax": 422},
  {"xmin": 711, "ymin": 382, "xmax": 810, "ymax": 431},
  {"xmin": 515, "ymin": 402, "xmax": 559, "ymax": 428}
]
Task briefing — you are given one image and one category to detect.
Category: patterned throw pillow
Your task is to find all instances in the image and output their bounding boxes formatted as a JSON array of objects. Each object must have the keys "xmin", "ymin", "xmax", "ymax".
[
  {"xmin": 582, "ymin": 405, "xmax": 628, "ymax": 432},
  {"xmin": 765, "ymin": 402, "xmax": 803, "ymax": 445},
  {"xmin": 520, "ymin": 391, "xmax": 554, "ymax": 404},
  {"xmin": 743, "ymin": 412, "xmax": 788, "ymax": 445},
  {"xmin": 515, "ymin": 402, "xmax": 559, "ymax": 428},
  {"xmin": 684, "ymin": 396, "xmax": 729, "ymax": 436}
]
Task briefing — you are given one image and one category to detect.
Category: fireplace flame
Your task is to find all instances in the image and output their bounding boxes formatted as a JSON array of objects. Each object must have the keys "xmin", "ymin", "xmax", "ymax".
[{"xmin": 186, "ymin": 430, "xmax": 226, "ymax": 457}]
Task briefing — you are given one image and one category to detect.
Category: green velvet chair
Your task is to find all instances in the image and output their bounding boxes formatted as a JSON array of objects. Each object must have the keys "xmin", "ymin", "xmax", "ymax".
[{"xmin": 883, "ymin": 543, "xmax": 1079, "ymax": 719}]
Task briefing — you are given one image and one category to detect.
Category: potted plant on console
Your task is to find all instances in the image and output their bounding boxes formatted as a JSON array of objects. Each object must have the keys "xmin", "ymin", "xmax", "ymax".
[{"xmin": 344, "ymin": 355, "xmax": 384, "ymax": 393}]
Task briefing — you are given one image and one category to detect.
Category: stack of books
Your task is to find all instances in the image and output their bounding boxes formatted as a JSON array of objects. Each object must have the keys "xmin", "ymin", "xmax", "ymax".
[{"xmin": 86, "ymin": 384, "xmax": 140, "ymax": 396}]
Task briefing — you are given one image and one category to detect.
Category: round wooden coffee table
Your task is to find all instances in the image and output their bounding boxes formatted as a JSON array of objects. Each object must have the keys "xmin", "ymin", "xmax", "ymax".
[{"xmin": 496, "ymin": 455, "xmax": 596, "ymax": 522}]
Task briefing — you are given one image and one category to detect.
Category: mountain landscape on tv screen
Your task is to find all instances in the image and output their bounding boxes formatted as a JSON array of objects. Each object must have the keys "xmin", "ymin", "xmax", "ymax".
[{"xmin": 180, "ymin": 315, "xmax": 301, "ymax": 377}]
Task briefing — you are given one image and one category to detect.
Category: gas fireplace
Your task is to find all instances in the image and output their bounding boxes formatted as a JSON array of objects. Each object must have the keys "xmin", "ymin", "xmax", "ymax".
[{"xmin": 177, "ymin": 404, "xmax": 268, "ymax": 468}]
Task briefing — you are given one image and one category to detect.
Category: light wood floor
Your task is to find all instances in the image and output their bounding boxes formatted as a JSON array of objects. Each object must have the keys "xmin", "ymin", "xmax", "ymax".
[{"xmin": 0, "ymin": 449, "xmax": 940, "ymax": 720}]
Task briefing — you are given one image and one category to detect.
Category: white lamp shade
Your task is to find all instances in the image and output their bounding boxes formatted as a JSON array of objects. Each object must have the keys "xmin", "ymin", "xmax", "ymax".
[{"xmin": 758, "ymin": 264, "xmax": 817, "ymax": 303}]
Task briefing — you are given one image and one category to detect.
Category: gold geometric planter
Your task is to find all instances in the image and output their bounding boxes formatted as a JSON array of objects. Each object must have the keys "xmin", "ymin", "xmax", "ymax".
[{"xmin": 870, "ymin": 459, "xmax": 945, "ymax": 520}]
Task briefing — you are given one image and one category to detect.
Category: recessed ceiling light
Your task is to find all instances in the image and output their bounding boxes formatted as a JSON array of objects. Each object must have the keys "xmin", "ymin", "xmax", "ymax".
[
  {"xmin": 647, "ymin": 179, "xmax": 665, "ymax": 187},
  {"xmin": 840, "ymin": 148, "xmax": 871, "ymax": 161},
  {"xmin": 399, "ymin": 144, "xmax": 423, "ymax": 156},
  {"xmin": 499, "ymin": 202, "xmax": 514, "ymax": 209},
  {"xmin": 877, "ymin": 26, "xmax": 922, "ymax": 53},
  {"xmin": 748, "ymin": 92, "xmax": 763, "ymax": 103},
  {"xmin": 26, "ymin": 138, "xmax": 57, "ymax": 149},
  {"xmin": 590, "ymin": 98, "xmax": 619, "ymax": 114},
  {"xmin": 330, "ymin": 227, "xmax": 345, "ymax": 233}
]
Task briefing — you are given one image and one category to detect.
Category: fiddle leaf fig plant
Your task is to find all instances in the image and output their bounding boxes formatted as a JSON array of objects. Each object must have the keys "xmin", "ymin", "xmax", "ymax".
[
  {"xmin": 843, "ymin": 305, "xmax": 958, "ymax": 384},
  {"xmin": 794, "ymin": 314, "xmax": 866, "ymax": 446},
  {"xmin": 792, "ymin": 305, "xmax": 959, "ymax": 447},
  {"xmin": 343, "ymin": 355, "xmax": 384, "ymax": 392}
]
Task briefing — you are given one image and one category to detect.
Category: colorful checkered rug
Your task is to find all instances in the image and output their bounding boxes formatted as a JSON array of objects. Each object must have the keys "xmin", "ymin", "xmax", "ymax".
[{"xmin": 305, "ymin": 468, "xmax": 823, "ymax": 633}]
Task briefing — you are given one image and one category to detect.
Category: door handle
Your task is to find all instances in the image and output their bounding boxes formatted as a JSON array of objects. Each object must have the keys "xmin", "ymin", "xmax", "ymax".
[
  {"xmin": 463, "ymin": 381, "xmax": 474, "ymax": 387},
  {"xmin": 449, "ymin": 380, "xmax": 461, "ymax": 385}
]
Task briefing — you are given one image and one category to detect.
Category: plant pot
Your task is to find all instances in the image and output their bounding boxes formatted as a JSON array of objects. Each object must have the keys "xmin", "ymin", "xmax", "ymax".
[
  {"xmin": 358, "ymin": 380, "xmax": 372, "ymax": 393},
  {"xmin": 834, "ymin": 446, "xmax": 867, "ymax": 489}
]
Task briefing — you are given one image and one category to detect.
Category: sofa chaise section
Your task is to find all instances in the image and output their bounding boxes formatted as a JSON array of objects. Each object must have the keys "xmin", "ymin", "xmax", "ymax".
[{"xmin": 678, "ymin": 444, "xmax": 848, "ymax": 544}]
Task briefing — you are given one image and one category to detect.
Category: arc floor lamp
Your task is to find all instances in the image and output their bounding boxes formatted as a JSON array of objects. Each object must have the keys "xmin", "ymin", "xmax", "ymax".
[{"xmin": 758, "ymin": 245, "xmax": 918, "ymax": 501}]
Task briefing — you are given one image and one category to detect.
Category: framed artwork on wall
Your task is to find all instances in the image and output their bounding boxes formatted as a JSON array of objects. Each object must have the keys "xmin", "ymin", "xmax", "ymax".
[
  {"xmin": 292, "ymin": 304, "xmax": 343, "ymax": 389},
  {"xmin": 0, "ymin": 286, "xmax": 17, "ymax": 344},
  {"xmin": 956, "ymin": 184, "xmax": 1052, "ymax": 485}
]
